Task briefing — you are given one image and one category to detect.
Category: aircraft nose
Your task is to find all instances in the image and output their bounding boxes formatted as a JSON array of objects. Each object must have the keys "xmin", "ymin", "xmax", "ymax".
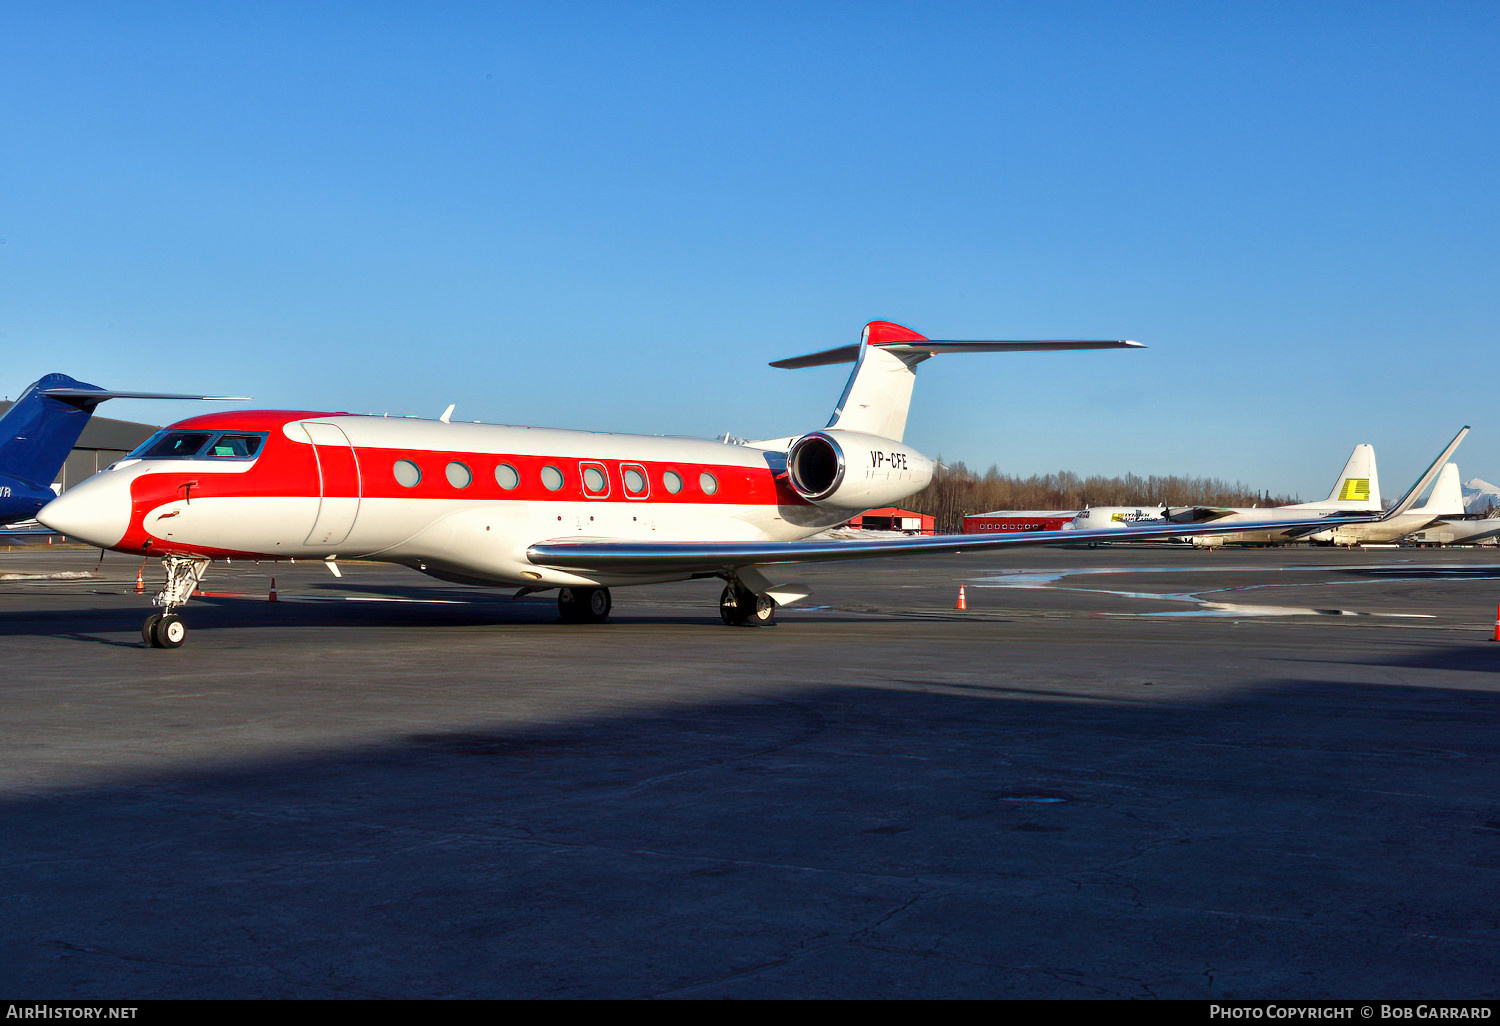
[{"xmin": 37, "ymin": 475, "xmax": 131, "ymax": 548}]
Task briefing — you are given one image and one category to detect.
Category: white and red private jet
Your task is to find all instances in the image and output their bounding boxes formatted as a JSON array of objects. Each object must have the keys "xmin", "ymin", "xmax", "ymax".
[{"xmin": 37, "ymin": 320, "xmax": 1463, "ymax": 647}]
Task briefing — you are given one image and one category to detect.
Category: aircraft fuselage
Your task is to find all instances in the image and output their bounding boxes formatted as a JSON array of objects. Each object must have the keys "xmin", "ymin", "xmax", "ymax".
[{"xmin": 39, "ymin": 410, "xmax": 911, "ymax": 589}]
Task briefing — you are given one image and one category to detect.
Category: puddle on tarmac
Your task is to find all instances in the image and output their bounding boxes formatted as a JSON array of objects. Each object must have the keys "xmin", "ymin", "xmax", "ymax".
[{"xmin": 970, "ymin": 568, "xmax": 1436, "ymax": 619}]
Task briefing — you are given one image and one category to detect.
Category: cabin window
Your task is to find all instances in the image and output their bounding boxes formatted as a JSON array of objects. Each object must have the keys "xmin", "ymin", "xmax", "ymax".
[
  {"xmin": 699, "ymin": 472, "xmax": 719, "ymax": 496},
  {"xmin": 394, "ymin": 459, "xmax": 422, "ymax": 487},
  {"xmin": 446, "ymin": 462, "xmax": 472, "ymax": 489},
  {"xmin": 622, "ymin": 465, "xmax": 648, "ymax": 498},
  {"xmin": 541, "ymin": 465, "xmax": 565, "ymax": 492},
  {"xmin": 662, "ymin": 470, "xmax": 683, "ymax": 494},
  {"xmin": 581, "ymin": 463, "xmax": 608, "ymax": 498},
  {"xmin": 495, "ymin": 463, "xmax": 520, "ymax": 490}
]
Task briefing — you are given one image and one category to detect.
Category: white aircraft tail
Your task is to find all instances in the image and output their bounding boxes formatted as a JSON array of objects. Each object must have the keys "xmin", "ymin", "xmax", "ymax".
[
  {"xmin": 771, "ymin": 320, "xmax": 1141, "ymax": 443},
  {"xmin": 1288, "ymin": 443, "xmax": 1381, "ymax": 511},
  {"xmin": 1415, "ymin": 462, "xmax": 1464, "ymax": 516}
]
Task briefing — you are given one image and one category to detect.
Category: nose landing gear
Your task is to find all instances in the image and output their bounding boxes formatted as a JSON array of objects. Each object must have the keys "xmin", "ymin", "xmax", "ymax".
[
  {"xmin": 142, "ymin": 612, "xmax": 187, "ymax": 648},
  {"xmin": 142, "ymin": 556, "xmax": 209, "ymax": 648}
]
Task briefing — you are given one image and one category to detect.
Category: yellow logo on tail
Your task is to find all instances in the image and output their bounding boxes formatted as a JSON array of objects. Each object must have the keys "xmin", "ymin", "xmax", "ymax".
[{"xmin": 1339, "ymin": 478, "xmax": 1370, "ymax": 501}]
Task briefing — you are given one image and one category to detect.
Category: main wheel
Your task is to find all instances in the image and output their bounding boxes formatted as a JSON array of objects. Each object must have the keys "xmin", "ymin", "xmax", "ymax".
[
  {"xmin": 154, "ymin": 613, "xmax": 186, "ymax": 648},
  {"xmin": 720, "ymin": 585, "xmax": 776, "ymax": 626},
  {"xmin": 584, "ymin": 586, "xmax": 612, "ymax": 622},
  {"xmin": 558, "ymin": 587, "xmax": 612, "ymax": 623},
  {"xmin": 747, "ymin": 591, "xmax": 776, "ymax": 626},
  {"xmin": 142, "ymin": 613, "xmax": 163, "ymax": 648},
  {"xmin": 720, "ymin": 585, "xmax": 747, "ymax": 625}
]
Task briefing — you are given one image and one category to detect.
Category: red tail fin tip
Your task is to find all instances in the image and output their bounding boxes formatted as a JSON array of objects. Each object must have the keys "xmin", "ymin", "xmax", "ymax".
[{"xmin": 864, "ymin": 321, "xmax": 928, "ymax": 345}]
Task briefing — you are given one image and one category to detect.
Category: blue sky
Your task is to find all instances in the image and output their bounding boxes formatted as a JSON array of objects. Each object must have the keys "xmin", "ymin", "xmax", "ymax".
[{"xmin": 3, "ymin": 2, "xmax": 1496, "ymax": 500}]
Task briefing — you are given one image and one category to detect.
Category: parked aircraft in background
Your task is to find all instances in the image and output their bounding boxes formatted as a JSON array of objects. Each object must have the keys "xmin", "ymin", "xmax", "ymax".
[
  {"xmin": 1303, "ymin": 462, "xmax": 1464, "ymax": 546},
  {"xmin": 0, "ymin": 373, "xmax": 245, "ymax": 525},
  {"xmin": 1065, "ymin": 443, "xmax": 1385, "ymax": 544},
  {"xmin": 1408, "ymin": 515, "xmax": 1500, "ymax": 547},
  {"xmin": 35, "ymin": 320, "xmax": 1456, "ymax": 647}
]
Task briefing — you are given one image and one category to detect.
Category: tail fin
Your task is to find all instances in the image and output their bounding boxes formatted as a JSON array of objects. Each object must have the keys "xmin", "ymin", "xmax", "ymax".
[
  {"xmin": 824, "ymin": 321, "xmax": 929, "ymax": 441},
  {"xmin": 772, "ymin": 320, "xmax": 1141, "ymax": 443},
  {"xmin": 1415, "ymin": 462, "xmax": 1465, "ymax": 516},
  {"xmin": 0, "ymin": 374, "xmax": 103, "ymax": 491},
  {"xmin": 1312, "ymin": 443, "xmax": 1382, "ymax": 510},
  {"xmin": 0, "ymin": 373, "xmax": 250, "ymax": 523}
]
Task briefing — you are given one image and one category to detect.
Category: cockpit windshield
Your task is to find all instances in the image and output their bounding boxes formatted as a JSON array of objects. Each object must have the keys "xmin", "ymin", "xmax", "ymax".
[
  {"xmin": 205, "ymin": 434, "xmax": 263, "ymax": 458},
  {"xmin": 129, "ymin": 430, "xmax": 267, "ymax": 461}
]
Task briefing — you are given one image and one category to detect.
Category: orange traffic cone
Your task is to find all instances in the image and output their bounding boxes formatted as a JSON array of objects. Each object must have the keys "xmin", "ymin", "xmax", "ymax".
[
  {"xmin": 1492, "ymin": 604, "xmax": 1499, "ymax": 642},
  {"xmin": 956, "ymin": 584, "xmax": 968, "ymax": 611},
  {"xmin": 268, "ymin": 577, "xmax": 278, "ymax": 603}
]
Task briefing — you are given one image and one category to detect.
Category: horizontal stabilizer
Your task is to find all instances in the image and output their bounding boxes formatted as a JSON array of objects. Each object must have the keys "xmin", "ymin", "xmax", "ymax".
[
  {"xmin": 772, "ymin": 320, "xmax": 1143, "ymax": 442},
  {"xmin": 771, "ymin": 339, "xmax": 1141, "ymax": 369},
  {"xmin": 41, "ymin": 387, "xmax": 251, "ymax": 407}
]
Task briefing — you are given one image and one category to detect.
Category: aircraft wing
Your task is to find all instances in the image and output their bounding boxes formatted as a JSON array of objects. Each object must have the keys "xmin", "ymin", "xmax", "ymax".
[
  {"xmin": 526, "ymin": 514, "xmax": 1372, "ymax": 575},
  {"xmin": 528, "ymin": 426, "xmax": 1469, "ymax": 577},
  {"xmin": 1165, "ymin": 506, "xmax": 1240, "ymax": 523},
  {"xmin": 0, "ymin": 520, "xmax": 57, "ymax": 536}
]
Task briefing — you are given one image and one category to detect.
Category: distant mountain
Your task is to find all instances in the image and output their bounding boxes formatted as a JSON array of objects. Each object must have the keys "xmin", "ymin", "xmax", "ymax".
[{"xmin": 1463, "ymin": 477, "xmax": 1500, "ymax": 515}]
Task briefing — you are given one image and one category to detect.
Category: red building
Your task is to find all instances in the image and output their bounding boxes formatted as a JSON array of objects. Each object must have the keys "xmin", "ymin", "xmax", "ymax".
[
  {"xmin": 962, "ymin": 510, "xmax": 1079, "ymax": 534},
  {"xmin": 844, "ymin": 507, "xmax": 936, "ymax": 535}
]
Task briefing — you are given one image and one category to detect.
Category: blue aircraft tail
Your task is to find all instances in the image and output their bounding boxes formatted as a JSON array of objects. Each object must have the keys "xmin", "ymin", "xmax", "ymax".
[{"xmin": 0, "ymin": 373, "xmax": 108, "ymax": 522}]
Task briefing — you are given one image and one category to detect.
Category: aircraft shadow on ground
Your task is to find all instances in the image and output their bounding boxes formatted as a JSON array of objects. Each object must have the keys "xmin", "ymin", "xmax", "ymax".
[
  {"xmin": 0, "ymin": 596, "xmax": 891, "ymax": 640},
  {"xmin": 1295, "ymin": 646, "xmax": 1500, "ymax": 674},
  {"xmin": 3, "ymin": 678, "xmax": 1500, "ymax": 998}
]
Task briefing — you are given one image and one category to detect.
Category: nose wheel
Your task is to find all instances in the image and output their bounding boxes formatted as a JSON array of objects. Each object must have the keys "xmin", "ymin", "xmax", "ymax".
[
  {"xmin": 141, "ymin": 555, "xmax": 210, "ymax": 648},
  {"xmin": 142, "ymin": 612, "xmax": 187, "ymax": 648}
]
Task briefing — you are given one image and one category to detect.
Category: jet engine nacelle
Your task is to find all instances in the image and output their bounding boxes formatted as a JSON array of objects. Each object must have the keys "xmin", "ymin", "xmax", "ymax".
[{"xmin": 785, "ymin": 429, "xmax": 934, "ymax": 510}]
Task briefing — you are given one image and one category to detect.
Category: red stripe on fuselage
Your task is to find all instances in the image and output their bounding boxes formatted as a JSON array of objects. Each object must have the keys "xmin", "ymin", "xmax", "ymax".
[{"xmin": 116, "ymin": 410, "xmax": 807, "ymax": 557}]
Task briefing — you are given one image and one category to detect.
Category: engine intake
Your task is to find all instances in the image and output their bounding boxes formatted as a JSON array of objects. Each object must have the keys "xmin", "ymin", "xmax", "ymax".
[
  {"xmin": 785, "ymin": 430, "xmax": 933, "ymax": 510},
  {"xmin": 787, "ymin": 432, "xmax": 846, "ymax": 501}
]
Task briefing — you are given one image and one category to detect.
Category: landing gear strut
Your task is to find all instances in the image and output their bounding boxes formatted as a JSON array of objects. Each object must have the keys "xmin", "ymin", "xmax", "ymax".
[
  {"xmin": 720, "ymin": 583, "xmax": 776, "ymax": 626},
  {"xmin": 558, "ymin": 586, "xmax": 612, "ymax": 623},
  {"xmin": 142, "ymin": 556, "xmax": 209, "ymax": 648}
]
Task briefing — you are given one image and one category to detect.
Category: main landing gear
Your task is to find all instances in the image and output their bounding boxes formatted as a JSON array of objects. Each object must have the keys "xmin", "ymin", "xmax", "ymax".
[
  {"xmin": 142, "ymin": 555, "xmax": 209, "ymax": 648},
  {"xmin": 557, "ymin": 586, "xmax": 612, "ymax": 623},
  {"xmin": 720, "ymin": 583, "xmax": 776, "ymax": 626},
  {"xmin": 553, "ymin": 582, "xmax": 779, "ymax": 626}
]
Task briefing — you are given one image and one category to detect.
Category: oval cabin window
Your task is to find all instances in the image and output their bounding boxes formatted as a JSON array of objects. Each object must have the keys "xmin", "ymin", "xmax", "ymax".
[
  {"xmin": 394, "ymin": 459, "xmax": 422, "ymax": 487},
  {"xmin": 582, "ymin": 465, "xmax": 607, "ymax": 495}
]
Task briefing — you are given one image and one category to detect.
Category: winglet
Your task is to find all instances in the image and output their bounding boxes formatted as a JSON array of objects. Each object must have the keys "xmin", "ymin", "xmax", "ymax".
[{"xmin": 1378, "ymin": 427, "xmax": 1470, "ymax": 521}]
